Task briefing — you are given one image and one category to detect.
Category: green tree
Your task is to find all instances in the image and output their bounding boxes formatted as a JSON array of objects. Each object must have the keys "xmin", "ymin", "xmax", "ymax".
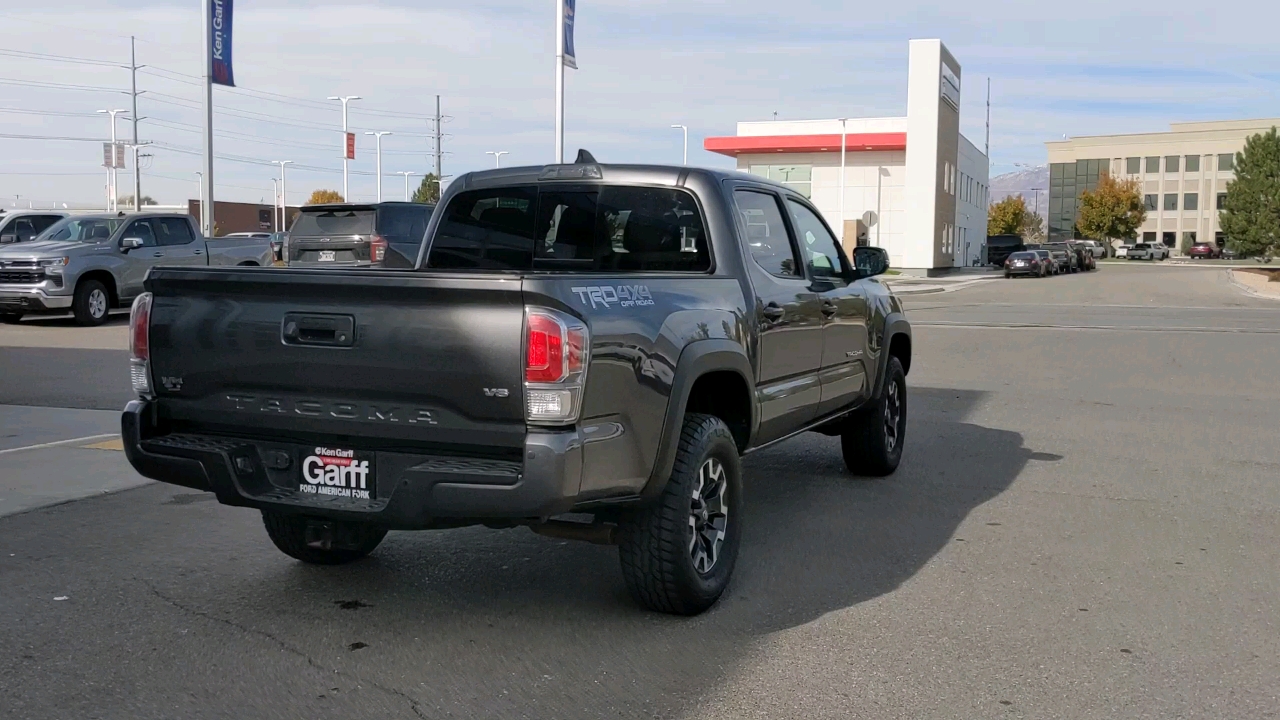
[
  {"xmin": 1077, "ymin": 172, "xmax": 1145, "ymax": 256},
  {"xmin": 1219, "ymin": 127, "xmax": 1280, "ymax": 258},
  {"xmin": 306, "ymin": 189, "xmax": 345, "ymax": 205},
  {"xmin": 411, "ymin": 173, "xmax": 441, "ymax": 204},
  {"xmin": 1020, "ymin": 211, "xmax": 1045, "ymax": 241},
  {"xmin": 987, "ymin": 195, "xmax": 1027, "ymax": 236}
]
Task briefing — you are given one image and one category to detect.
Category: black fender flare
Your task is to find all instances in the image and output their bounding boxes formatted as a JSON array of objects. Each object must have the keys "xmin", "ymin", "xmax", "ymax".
[
  {"xmin": 641, "ymin": 339, "xmax": 755, "ymax": 500},
  {"xmin": 871, "ymin": 312, "xmax": 912, "ymax": 399}
]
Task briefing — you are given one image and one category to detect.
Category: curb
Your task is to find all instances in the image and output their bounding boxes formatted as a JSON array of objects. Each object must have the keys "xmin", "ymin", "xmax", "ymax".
[{"xmin": 1227, "ymin": 269, "xmax": 1280, "ymax": 301}]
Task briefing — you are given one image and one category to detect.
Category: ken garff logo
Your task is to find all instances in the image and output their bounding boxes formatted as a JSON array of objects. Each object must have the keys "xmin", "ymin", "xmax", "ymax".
[{"xmin": 570, "ymin": 284, "xmax": 655, "ymax": 309}]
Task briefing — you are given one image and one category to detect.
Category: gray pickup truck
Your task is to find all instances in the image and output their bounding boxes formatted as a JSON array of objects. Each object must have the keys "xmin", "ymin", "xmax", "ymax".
[
  {"xmin": 121, "ymin": 161, "xmax": 912, "ymax": 615},
  {"xmin": 0, "ymin": 212, "xmax": 272, "ymax": 325}
]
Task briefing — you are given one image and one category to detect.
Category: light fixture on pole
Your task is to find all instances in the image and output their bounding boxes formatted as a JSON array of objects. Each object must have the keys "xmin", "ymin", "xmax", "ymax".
[
  {"xmin": 485, "ymin": 151, "xmax": 509, "ymax": 168},
  {"xmin": 396, "ymin": 171, "xmax": 417, "ymax": 201},
  {"xmin": 327, "ymin": 95, "xmax": 361, "ymax": 199},
  {"xmin": 364, "ymin": 132, "xmax": 392, "ymax": 202},
  {"xmin": 194, "ymin": 172, "xmax": 203, "ymax": 231},
  {"xmin": 97, "ymin": 108, "xmax": 127, "ymax": 211},
  {"xmin": 272, "ymin": 160, "xmax": 293, "ymax": 231},
  {"xmin": 670, "ymin": 124, "xmax": 688, "ymax": 165},
  {"xmin": 837, "ymin": 118, "xmax": 848, "ymax": 248}
]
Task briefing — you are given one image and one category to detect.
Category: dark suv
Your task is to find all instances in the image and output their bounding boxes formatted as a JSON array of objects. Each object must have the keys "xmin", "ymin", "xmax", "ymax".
[{"xmin": 286, "ymin": 202, "xmax": 434, "ymax": 268}]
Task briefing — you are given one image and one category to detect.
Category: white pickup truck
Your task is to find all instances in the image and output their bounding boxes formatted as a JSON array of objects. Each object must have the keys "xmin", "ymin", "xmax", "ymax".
[{"xmin": 1125, "ymin": 242, "xmax": 1169, "ymax": 261}]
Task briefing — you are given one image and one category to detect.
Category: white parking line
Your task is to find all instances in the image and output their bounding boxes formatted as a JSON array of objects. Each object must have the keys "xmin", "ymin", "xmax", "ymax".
[{"xmin": 0, "ymin": 434, "xmax": 118, "ymax": 456}]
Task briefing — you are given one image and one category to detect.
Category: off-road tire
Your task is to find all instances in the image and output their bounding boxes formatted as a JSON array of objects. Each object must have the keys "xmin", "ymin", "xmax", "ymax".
[
  {"xmin": 72, "ymin": 279, "xmax": 110, "ymax": 326},
  {"xmin": 261, "ymin": 511, "xmax": 387, "ymax": 565},
  {"xmin": 0, "ymin": 312, "xmax": 22, "ymax": 324},
  {"xmin": 842, "ymin": 355, "xmax": 907, "ymax": 477},
  {"xmin": 617, "ymin": 413, "xmax": 743, "ymax": 615}
]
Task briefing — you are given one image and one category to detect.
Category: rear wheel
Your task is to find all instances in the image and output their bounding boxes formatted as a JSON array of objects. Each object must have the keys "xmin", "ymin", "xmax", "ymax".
[
  {"xmin": 841, "ymin": 355, "xmax": 907, "ymax": 477},
  {"xmin": 618, "ymin": 413, "xmax": 742, "ymax": 615},
  {"xmin": 261, "ymin": 511, "xmax": 387, "ymax": 565},
  {"xmin": 0, "ymin": 312, "xmax": 22, "ymax": 324},
  {"xmin": 72, "ymin": 279, "xmax": 110, "ymax": 326}
]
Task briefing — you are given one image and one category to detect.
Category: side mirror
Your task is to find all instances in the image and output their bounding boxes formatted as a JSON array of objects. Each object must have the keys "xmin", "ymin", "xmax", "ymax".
[
  {"xmin": 121, "ymin": 237, "xmax": 144, "ymax": 250},
  {"xmin": 0, "ymin": 233, "xmax": 16, "ymax": 244},
  {"xmin": 853, "ymin": 246, "xmax": 889, "ymax": 278}
]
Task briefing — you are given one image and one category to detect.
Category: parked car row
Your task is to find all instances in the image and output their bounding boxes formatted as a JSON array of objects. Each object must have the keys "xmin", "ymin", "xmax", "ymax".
[{"xmin": 1004, "ymin": 241, "xmax": 1098, "ymax": 278}]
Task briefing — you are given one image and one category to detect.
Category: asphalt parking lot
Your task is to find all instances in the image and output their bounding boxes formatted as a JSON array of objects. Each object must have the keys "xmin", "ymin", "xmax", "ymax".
[{"xmin": 1, "ymin": 264, "xmax": 1278, "ymax": 719}]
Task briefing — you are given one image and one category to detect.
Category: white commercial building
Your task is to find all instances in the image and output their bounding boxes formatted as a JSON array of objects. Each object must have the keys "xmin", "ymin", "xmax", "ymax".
[{"xmin": 704, "ymin": 39, "xmax": 989, "ymax": 274}]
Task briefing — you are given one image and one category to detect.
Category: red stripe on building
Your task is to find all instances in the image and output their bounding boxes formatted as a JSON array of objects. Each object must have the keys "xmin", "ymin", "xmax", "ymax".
[{"xmin": 703, "ymin": 132, "xmax": 907, "ymax": 157}]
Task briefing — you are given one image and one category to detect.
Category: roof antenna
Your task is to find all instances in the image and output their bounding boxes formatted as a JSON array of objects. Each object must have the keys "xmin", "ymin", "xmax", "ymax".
[{"xmin": 574, "ymin": 149, "xmax": 597, "ymax": 164}]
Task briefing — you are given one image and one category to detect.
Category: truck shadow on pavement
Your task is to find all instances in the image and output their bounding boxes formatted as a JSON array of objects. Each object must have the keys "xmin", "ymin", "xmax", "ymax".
[{"xmin": 215, "ymin": 386, "xmax": 1031, "ymax": 718}]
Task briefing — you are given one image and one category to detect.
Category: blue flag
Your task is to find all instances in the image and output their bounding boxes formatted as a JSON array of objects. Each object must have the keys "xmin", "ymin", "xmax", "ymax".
[
  {"xmin": 562, "ymin": 0, "xmax": 577, "ymax": 69},
  {"xmin": 210, "ymin": 0, "xmax": 235, "ymax": 87}
]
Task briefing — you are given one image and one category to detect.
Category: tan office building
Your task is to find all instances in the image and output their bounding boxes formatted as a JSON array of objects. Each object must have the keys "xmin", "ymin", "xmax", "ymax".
[{"xmin": 1044, "ymin": 118, "xmax": 1280, "ymax": 253}]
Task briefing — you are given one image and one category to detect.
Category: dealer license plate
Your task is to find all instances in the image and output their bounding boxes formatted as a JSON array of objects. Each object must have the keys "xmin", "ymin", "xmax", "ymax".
[
  {"xmin": 298, "ymin": 446, "xmax": 375, "ymax": 500},
  {"xmin": 318, "ymin": 250, "xmax": 336, "ymax": 262}
]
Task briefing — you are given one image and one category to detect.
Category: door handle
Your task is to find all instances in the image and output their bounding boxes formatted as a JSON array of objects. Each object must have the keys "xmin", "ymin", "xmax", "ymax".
[
  {"xmin": 820, "ymin": 300, "xmax": 838, "ymax": 317},
  {"xmin": 282, "ymin": 313, "xmax": 356, "ymax": 347},
  {"xmin": 151, "ymin": 252, "xmax": 164, "ymax": 258},
  {"xmin": 193, "ymin": 249, "xmax": 204, "ymax": 255},
  {"xmin": 762, "ymin": 304, "xmax": 785, "ymax": 323}
]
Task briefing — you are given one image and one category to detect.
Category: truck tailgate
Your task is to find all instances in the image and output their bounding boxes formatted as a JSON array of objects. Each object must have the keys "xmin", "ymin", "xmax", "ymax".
[{"xmin": 144, "ymin": 267, "xmax": 527, "ymax": 452}]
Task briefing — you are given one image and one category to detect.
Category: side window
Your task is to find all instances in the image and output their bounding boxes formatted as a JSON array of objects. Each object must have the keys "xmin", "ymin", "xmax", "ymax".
[
  {"xmin": 427, "ymin": 186, "xmax": 537, "ymax": 270},
  {"xmin": 13, "ymin": 219, "xmax": 37, "ymax": 242},
  {"xmin": 33, "ymin": 216, "xmax": 61, "ymax": 234},
  {"xmin": 734, "ymin": 189, "xmax": 800, "ymax": 278},
  {"xmin": 594, "ymin": 186, "xmax": 709, "ymax": 272},
  {"xmin": 122, "ymin": 219, "xmax": 158, "ymax": 247},
  {"xmin": 155, "ymin": 218, "xmax": 196, "ymax": 246},
  {"xmin": 786, "ymin": 198, "xmax": 846, "ymax": 282}
]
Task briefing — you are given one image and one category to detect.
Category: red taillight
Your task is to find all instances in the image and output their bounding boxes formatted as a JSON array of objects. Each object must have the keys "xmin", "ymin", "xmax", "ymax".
[
  {"xmin": 130, "ymin": 292, "xmax": 151, "ymax": 361},
  {"xmin": 526, "ymin": 312, "xmax": 565, "ymax": 383},
  {"xmin": 369, "ymin": 235, "xmax": 387, "ymax": 263}
]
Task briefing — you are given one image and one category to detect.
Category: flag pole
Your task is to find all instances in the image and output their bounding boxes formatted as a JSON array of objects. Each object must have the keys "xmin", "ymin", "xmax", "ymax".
[
  {"xmin": 554, "ymin": 0, "xmax": 564, "ymax": 164},
  {"xmin": 201, "ymin": 0, "xmax": 215, "ymax": 236}
]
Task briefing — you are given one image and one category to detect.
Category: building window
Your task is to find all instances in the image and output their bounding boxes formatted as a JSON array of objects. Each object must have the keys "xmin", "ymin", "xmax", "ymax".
[
  {"xmin": 1126, "ymin": 157, "xmax": 1141, "ymax": 174},
  {"xmin": 1145, "ymin": 156, "xmax": 1160, "ymax": 173},
  {"xmin": 1217, "ymin": 192, "xmax": 1227, "ymax": 210},
  {"xmin": 1143, "ymin": 232, "xmax": 1156, "ymax": 242},
  {"xmin": 1143, "ymin": 194, "xmax": 1157, "ymax": 211},
  {"xmin": 1218, "ymin": 153, "xmax": 1235, "ymax": 172},
  {"xmin": 1215, "ymin": 232, "xmax": 1225, "ymax": 248},
  {"xmin": 1164, "ymin": 156, "xmax": 1180, "ymax": 173},
  {"xmin": 748, "ymin": 164, "xmax": 812, "ymax": 198},
  {"xmin": 1163, "ymin": 194, "xmax": 1178, "ymax": 211},
  {"xmin": 1184, "ymin": 193, "xmax": 1198, "ymax": 211},
  {"xmin": 1185, "ymin": 155, "xmax": 1200, "ymax": 172},
  {"xmin": 1162, "ymin": 232, "xmax": 1176, "ymax": 247}
]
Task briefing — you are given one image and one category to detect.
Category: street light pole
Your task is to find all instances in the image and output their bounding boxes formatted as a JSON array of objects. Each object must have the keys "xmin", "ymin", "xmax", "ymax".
[
  {"xmin": 328, "ymin": 96, "xmax": 361, "ymax": 199},
  {"xmin": 838, "ymin": 117, "xmax": 848, "ymax": 248},
  {"xmin": 271, "ymin": 178, "xmax": 279, "ymax": 232},
  {"xmin": 272, "ymin": 160, "xmax": 293, "ymax": 230},
  {"xmin": 194, "ymin": 172, "xmax": 203, "ymax": 230},
  {"xmin": 364, "ymin": 132, "xmax": 392, "ymax": 202},
  {"xmin": 97, "ymin": 109, "xmax": 127, "ymax": 211},
  {"xmin": 670, "ymin": 125, "xmax": 688, "ymax": 165},
  {"xmin": 396, "ymin": 171, "xmax": 417, "ymax": 201},
  {"xmin": 485, "ymin": 151, "xmax": 509, "ymax": 168}
]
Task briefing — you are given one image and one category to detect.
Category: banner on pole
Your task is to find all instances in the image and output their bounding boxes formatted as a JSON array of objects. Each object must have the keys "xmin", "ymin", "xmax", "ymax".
[
  {"xmin": 345, "ymin": 133, "xmax": 356, "ymax": 160},
  {"xmin": 562, "ymin": 0, "xmax": 577, "ymax": 69},
  {"xmin": 114, "ymin": 143, "xmax": 127, "ymax": 169},
  {"xmin": 210, "ymin": 0, "xmax": 235, "ymax": 86}
]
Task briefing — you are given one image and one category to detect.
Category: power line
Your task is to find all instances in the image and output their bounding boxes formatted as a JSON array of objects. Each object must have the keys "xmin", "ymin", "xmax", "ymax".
[
  {"xmin": 0, "ymin": 77, "xmax": 125, "ymax": 93},
  {"xmin": 0, "ymin": 48, "xmax": 119, "ymax": 67}
]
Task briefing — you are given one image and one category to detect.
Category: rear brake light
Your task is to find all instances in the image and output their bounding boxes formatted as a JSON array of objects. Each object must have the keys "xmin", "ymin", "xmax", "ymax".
[
  {"xmin": 369, "ymin": 235, "xmax": 387, "ymax": 263},
  {"xmin": 129, "ymin": 293, "xmax": 152, "ymax": 396},
  {"xmin": 524, "ymin": 308, "xmax": 589, "ymax": 425}
]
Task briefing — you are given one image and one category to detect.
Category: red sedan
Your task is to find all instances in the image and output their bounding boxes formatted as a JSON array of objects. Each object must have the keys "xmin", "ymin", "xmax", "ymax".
[{"xmin": 1188, "ymin": 243, "xmax": 1220, "ymax": 259}]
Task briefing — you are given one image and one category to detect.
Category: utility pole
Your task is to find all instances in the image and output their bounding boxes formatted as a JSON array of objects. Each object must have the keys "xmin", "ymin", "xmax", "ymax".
[
  {"xmin": 273, "ymin": 161, "xmax": 292, "ymax": 230},
  {"xmin": 365, "ymin": 132, "xmax": 392, "ymax": 202},
  {"xmin": 128, "ymin": 36, "xmax": 144, "ymax": 211},
  {"xmin": 434, "ymin": 95, "xmax": 443, "ymax": 196},
  {"xmin": 328, "ymin": 96, "xmax": 361, "ymax": 199},
  {"xmin": 97, "ymin": 108, "xmax": 127, "ymax": 211}
]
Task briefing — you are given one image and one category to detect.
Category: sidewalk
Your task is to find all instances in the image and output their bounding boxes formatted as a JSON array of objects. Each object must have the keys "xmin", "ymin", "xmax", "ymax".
[
  {"xmin": 1228, "ymin": 269, "xmax": 1280, "ymax": 301},
  {"xmin": 882, "ymin": 272, "xmax": 1002, "ymax": 295}
]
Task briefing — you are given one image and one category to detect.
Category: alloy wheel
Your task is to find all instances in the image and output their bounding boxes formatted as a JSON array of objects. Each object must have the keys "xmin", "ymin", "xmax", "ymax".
[
  {"xmin": 88, "ymin": 289, "xmax": 107, "ymax": 319},
  {"xmin": 688, "ymin": 457, "xmax": 729, "ymax": 574},
  {"xmin": 883, "ymin": 377, "xmax": 902, "ymax": 452}
]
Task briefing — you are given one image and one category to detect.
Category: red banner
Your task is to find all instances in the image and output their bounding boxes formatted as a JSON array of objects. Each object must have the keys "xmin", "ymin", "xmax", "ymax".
[{"xmin": 345, "ymin": 132, "xmax": 355, "ymax": 160}]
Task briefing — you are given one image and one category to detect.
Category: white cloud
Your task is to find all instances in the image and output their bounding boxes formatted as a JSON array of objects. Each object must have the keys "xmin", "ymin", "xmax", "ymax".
[{"xmin": 1, "ymin": 0, "xmax": 1278, "ymax": 207}]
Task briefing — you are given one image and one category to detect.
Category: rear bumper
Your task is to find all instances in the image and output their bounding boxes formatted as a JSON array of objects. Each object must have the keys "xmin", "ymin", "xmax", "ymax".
[
  {"xmin": 0, "ymin": 285, "xmax": 72, "ymax": 312},
  {"xmin": 122, "ymin": 400, "xmax": 585, "ymax": 529}
]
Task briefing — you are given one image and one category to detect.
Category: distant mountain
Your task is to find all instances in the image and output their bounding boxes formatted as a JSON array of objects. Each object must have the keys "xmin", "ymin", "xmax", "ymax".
[{"xmin": 990, "ymin": 166, "xmax": 1049, "ymax": 216}]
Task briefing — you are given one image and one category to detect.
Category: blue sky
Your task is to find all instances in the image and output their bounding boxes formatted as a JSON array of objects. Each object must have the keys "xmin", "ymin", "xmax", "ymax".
[{"xmin": 2, "ymin": 0, "xmax": 1278, "ymax": 208}]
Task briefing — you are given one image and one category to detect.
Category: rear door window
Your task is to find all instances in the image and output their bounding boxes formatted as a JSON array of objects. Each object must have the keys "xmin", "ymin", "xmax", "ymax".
[{"xmin": 155, "ymin": 218, "xmax": 196, "ymax": 246}]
